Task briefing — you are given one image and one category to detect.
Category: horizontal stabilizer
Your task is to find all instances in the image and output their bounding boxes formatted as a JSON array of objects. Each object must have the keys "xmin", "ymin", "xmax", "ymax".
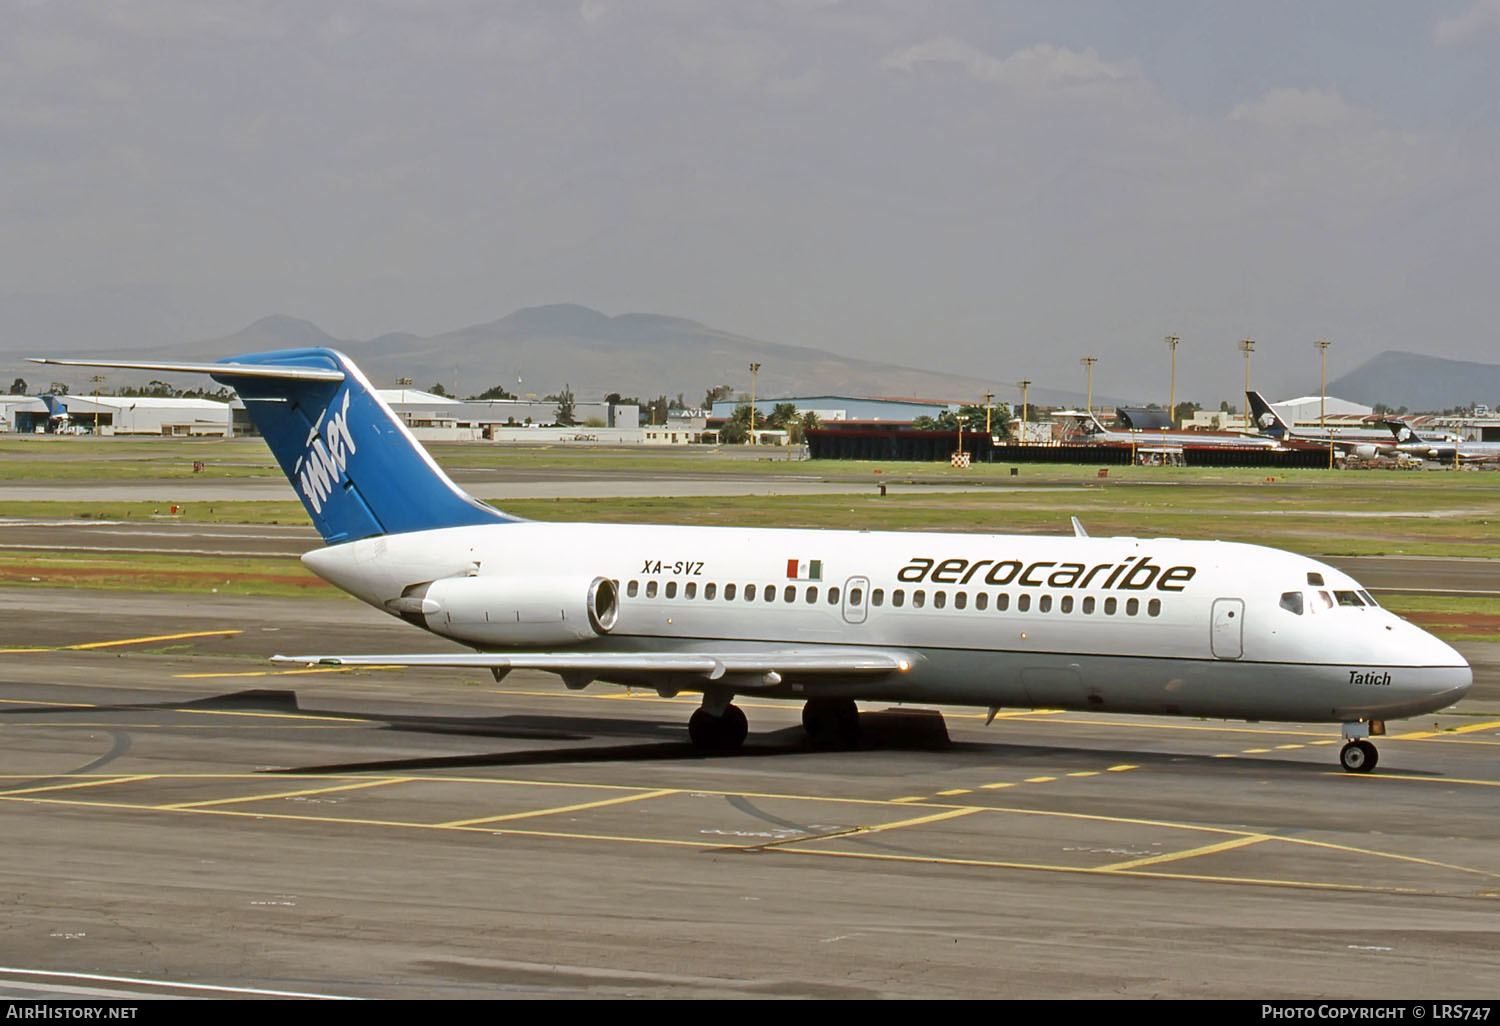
[
  {"xmin": 34, "ymin": 347, "xmax": 516, "ymax": 544},
  {"xmin": 28, "ymin": 357, "xmax": 345, "ymax": 382}
]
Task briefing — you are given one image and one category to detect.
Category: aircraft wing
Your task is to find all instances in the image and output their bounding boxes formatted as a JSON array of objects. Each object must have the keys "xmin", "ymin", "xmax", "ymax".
[{"xmin": 270, "ymin": 647, "xmax": 913, "ymax": 687}]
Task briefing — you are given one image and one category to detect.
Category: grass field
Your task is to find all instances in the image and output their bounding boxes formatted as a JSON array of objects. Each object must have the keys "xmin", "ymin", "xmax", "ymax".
[{"xmin": 1, "ymin": 437, "xmax": 1496, "ymax": 637}]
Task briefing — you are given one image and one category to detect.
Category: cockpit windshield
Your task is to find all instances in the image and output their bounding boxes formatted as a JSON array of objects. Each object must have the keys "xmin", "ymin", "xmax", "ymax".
[{"xmin": 1282, "ymin": 585, "xmax": 1377, "ymax": 615}]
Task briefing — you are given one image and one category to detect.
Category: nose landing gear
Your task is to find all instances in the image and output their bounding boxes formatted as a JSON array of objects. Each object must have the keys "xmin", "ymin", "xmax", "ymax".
[
  {"xmin": 1339, "ymin": 739, "xmax": 1378, "ymax": 773},
  {"xmin": 1338, "ymin": 720, "xmax": 1385, "ymax": 773}
]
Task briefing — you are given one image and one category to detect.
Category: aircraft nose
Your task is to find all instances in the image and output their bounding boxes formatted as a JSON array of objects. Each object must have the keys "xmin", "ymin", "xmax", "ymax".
[{"xmin": 1398, "ymin": 620, "xmax": 1472, "ymax": 705}]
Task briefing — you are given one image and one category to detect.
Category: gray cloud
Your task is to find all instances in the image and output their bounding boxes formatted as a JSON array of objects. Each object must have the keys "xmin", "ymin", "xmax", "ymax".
[{"xmin": 2, "ymin": 2, "xmax": 1497, "ymax": 406}]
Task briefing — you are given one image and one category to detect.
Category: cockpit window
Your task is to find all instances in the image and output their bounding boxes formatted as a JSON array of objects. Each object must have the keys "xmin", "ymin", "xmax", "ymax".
[
  {"xmin": 1279, "ymin": 591, "xmax": 1304, "ymax": 615},
  {"xmin": 1358, "ymin": 590, "xmax": 1379, "ymax": 608},
  {"xmin": 1335, "ymin": 590, "xmax": 1364, "ymax": 607},
  {"xmin": 1317, "ymin": 590, "xmax": 1334, "ymax": 609},
  {"xmin": 1307, "ymin": 572, "xmax": 1325, "ymax": 586}
]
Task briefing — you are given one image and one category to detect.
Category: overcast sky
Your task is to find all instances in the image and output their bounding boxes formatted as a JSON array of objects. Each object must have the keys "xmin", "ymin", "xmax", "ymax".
[{"xmin": 3, "ymin": 1, "xmax": 1498, "ymax": 403}]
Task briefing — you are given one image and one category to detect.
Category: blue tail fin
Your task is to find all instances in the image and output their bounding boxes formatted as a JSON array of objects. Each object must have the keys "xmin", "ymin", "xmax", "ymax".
[{"xmin": 212, "ymin": 348, "xmax": 517, "ymax": 544}]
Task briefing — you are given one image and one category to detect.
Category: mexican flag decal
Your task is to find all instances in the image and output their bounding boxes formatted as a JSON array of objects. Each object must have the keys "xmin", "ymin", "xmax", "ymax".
[{"xmin": 786, "ymin": 559, "xmax": 823, "ymax": 581}]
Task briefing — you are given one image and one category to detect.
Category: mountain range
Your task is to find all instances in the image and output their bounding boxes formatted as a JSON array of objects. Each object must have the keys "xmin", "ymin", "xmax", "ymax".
[
  {"xmin": 6, "ymin": 304, "xmax": 1497, "ymax": 413},
  {"xmin": 21, "ymin": 304, "xmax": 1098, "ymax": 408},
  {"xmin": 1326, "ymin": 352, "xmax": 1500, "ymax": 413}
]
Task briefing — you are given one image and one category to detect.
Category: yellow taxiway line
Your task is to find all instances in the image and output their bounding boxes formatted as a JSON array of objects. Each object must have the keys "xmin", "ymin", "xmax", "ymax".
[
  {"xmin": 0, "ymin": 630, "xmax": 243, "ymax": 654},
  {"xmin": 436, "ymin": 788, "xmax": 680, "ymax": 828}
]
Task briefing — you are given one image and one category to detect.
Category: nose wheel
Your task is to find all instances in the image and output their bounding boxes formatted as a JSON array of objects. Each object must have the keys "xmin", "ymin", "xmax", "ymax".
[{"xmin": 1339, "ymin": 739, "xmax": 1378, "ymax": 773}]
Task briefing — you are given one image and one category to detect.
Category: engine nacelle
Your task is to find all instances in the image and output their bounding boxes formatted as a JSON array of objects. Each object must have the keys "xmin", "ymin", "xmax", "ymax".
[{"xmin": 390, "ymin": 575, "xmax": 619, "ymax": 646}]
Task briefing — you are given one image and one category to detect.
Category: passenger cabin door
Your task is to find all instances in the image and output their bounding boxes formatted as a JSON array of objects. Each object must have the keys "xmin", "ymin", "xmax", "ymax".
[
  {"xmin": 1211, "ymin": 598, "xmax": 1244, "ymax": 659},
  {"xmin": 842, "ymin": 576, "xmax": 869, "ymax": 625}
]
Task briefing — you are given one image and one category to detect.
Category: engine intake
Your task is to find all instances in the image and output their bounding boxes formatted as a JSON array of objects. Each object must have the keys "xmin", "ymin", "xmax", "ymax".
[{"xmin": 388, "ymin": 575, "xmax": 619, "ymax": 646}]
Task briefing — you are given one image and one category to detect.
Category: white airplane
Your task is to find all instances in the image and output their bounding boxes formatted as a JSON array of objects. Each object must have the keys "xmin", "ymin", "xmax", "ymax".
[
  {"xmin": 1383, "ymin": 420, "xmax": 1500, "ymax": 466},
  {"xmin": 1053, "ymin": 408, "xmax": 1285, "ymax": 452},
  {"xmin": 33, "ymin": 349, "xmax": 1472, "ymax": 773},
  {"xmin": 1246, "ymin": 391, "xmax": 1391, "ymax": 460}
]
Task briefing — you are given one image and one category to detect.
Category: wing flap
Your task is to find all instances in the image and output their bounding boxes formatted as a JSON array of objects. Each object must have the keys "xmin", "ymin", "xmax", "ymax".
[{"xmin": 270, "ymin": 647, "xmax": 913, "ymax": 684}]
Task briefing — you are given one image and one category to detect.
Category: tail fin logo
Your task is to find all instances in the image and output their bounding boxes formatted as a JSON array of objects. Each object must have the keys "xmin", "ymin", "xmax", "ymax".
[{"xmin": 294, "ymin": 389, "xmax": 358, "ymax": 515}]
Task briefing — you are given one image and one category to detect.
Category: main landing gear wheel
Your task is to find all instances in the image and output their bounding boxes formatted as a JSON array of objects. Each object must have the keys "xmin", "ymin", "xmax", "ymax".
[
  {"xmin": 1339, "ymin": 739, "xmax": 1379, "ymax": 773},
  {"xmin": 802, "ymin": 698, "xmax": 861, "ymax": 749},
  {"xmin": 688, "ymin": 704, "xmax": 748, "ymax": 753}
]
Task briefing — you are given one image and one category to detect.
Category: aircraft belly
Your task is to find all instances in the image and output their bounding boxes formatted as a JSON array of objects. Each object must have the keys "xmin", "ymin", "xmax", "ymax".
[{"xmin": 884, "ymin": 651, "xmax": 1466, "ymax": 722}]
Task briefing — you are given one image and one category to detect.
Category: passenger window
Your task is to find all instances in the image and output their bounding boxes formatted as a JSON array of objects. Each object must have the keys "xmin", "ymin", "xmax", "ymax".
[
  {"xmin": 955, "ymin": 592, "xmax": 967, "ymax": 610},
  {"xmin": 1060, "ymin": 596, "xmax": 1073, "ymax": 613},
  {"xmin": 1017, "ymin": 594, "xmax": 1031, "ymax": 612},
  {"xmin": 724, "ymin": 583, "xmax": 736, "ymax": 600},
  {"xmin": 806, "ymin": 586, "xmax": 818, "ymax": 603},
  {"xmin": 627, "ymin": 580, "xmax": 639, "ymax": 598},
  {"xmin": 705, "ymin": 583, "xmax": 716, "ymax": 600},
  {"xmin": 783, "ymin": 585, "xmax": 796, "ymax": 602},
  {"xmin": 665, "ymin": 581, "xmax": 677, "ymax": 599},
  {"xmin": 1104, "ymin": 597, "xmax": 1117, "ymax": 615},
  {"xmin": 975, "ymin": 593, "xmax": 988, "ymax": 611},
  {"xmin": 1126, "ymin": 598, "xmax": 1139, "ymax": 616},
  {"xmin": 829, "ymin": 587, "xmax": 841, "ymax": 604},
  {"xmin": 892, "ymin": 590, "xmax": 905, "ymax": 607},
  {"xmin": 685, "ymin": 582, "xmax": 697, "ymax": 599},
  {"xmin": 913, "ymin": 590, "xmax": 926, "ymax": 609},
  {"xmin": 849, "ymin": 587, "xmax": 863, "ymax": 605},
  {"xmin": 645, "ymin": 581, "xmax": 658, "ymax": 598},
  {"xmin": 766, "ymin": 586, "xmax": 776, "ymax": 602},
  {"xmin": 1039, "ymin": 595, "xmax": 1052, "ymax": 613},
  {"xmin": 869, "ymin": 588, "xmax": 881, "ymax": 606},
  {"xmin": 1148, "ymin": 598, "xmax": 1161, "ymax": 617},
  {"xmin": 933, "ymin": 591, "xmax": 946, "ymax": 609},
  {"xmin": 1336, "ymin": 591, "xmax": 1363, "ymax": 607},
  {"xmin": 745, "ymin": 584, "xmax": 756, "ymax": 600},
  {"xmin": 1279, "ymin": 591, "xmax": 1304, "ymax": 615},
  {"xmin": 995, "ymin": 593, "xmax": 1009, "ymax": 611},
  {"xmin": 1082, "ymin": 596, "xmax": 1095, "ymax": 614}
]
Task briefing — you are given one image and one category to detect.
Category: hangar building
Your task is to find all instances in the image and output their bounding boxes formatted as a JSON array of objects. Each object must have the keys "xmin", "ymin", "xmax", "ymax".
[{"xmin": 6, "ymin": 395, "xmax": 233, "ymax": 435}]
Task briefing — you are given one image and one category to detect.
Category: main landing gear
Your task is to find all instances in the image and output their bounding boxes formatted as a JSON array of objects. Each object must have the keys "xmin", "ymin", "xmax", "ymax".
[
  {"xmin": 688, "ymin": 693, "xmax": 748, "ymax": 753},
  {"xmin": 1338, "ymin": 720, "xmax": 1385, "ymax": 774},
  {"xmin": 802, "ymin": 697, "xmax": 862, "ymax": 749},
  {"xmin": 685, "ymin": 696, "xmax": 866, "ymax": 753}
]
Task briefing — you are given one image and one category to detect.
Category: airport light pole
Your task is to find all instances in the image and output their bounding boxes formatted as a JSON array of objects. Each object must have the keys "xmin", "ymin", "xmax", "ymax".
[
  {"xmin": 1080, "ymin": 357, "xmax": 1098, "ymax": 415},
  {"xmin": 1238, "ymin": 339, "xmax": 1255, "ymax": 427},
  {"xmin": 1165, "ymin": 335, "xmax": 1180, "ymax": 425},
  {"xmin": 1315, "ymin": 340, "xmax": 1333, "ymax": 469},
  {"xmin": 748, "ymin": 362, "xmax": 761, "ymax": 445},
  {"xmin": 956, "ymin": 414, "xmax": 966, "ymax": 458},
  {"xmin": 983, "ymin": 392, "xmax": 994, "ymax": 436},
  {"xmin": 1017, "ymin": 379, "xmax": 1031, "ymax": 444},
  {"xmin": 397, "ymin": 377, "xmax": 412, "ymax": 427},
  {"xmin": 89, "ymin": 374, "xmax": 106, "ymax": 433}
]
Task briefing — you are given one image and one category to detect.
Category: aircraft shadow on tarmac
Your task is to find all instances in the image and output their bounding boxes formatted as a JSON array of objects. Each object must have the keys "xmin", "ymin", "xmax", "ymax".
[{"xmin": 0, "ymin": 687, "xmax": 1436, "ymax": 777}]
